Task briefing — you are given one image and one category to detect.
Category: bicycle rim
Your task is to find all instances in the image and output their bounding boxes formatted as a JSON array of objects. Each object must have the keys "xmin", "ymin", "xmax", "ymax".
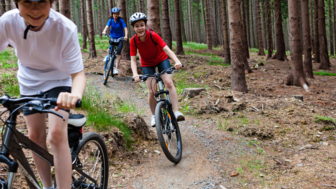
[
  {"xmin": 155, "ymin": 101, "xmax": 182, "ymax": 164},
  {"xmin": 71, "ymin": 133, "xmax": 108, "ymax": 189}
]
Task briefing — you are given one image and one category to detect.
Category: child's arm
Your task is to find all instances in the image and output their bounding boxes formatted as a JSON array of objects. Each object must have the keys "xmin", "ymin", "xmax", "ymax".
[
  {"xmin": 131, "ymin": 56, "xmax": 140, "ymax": 82},
  {"xmin": 56, "ymin": 70, "xmax": 86, "ymax": 110},
  {"xmin": 124, "ymin": 27, "xmax": 128, "ymax": 40},
  {"xmin": 102, "ymin": 26, "xmax": 109, "ymax": 35},
  {"xmin": 163, "ymin": 46, "xmax": 182, "ymax": 70}
]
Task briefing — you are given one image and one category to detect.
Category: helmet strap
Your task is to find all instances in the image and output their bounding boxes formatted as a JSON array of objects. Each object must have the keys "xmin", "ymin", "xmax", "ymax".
[{"xmin": 24, "ymin": 25, "xmax": 36, "ymax": 39}]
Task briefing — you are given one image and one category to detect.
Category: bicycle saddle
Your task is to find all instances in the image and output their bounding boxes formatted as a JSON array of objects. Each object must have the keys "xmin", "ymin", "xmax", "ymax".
[{"xmin": 68, "ymin": 114, "xmax": 86, "ymax": 127}]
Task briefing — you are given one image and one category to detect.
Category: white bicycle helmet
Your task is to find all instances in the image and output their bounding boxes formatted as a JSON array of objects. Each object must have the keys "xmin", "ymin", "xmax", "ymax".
[{"xmin": 130, "ymin": 12, "xmax": 147, "ymax": 26}]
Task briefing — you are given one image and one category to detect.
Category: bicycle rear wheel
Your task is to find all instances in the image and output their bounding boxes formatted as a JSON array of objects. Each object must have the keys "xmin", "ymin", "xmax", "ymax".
[
  {"xmin": 103, "ymin": 57, "xmax": 113, "ymax": 85},
  {"xmin": 71, "ymin": 132, "xmax": 109, "ymax": 189},
  {"xmin": 155, "ymin": 101, "xmax": 182, "ymax": 164}
]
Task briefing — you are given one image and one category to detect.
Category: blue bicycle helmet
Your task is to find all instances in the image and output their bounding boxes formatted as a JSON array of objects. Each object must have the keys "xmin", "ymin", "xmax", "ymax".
[{"xmin": 111, "ymin": 7, "xmax": 120, "ymax": 13}]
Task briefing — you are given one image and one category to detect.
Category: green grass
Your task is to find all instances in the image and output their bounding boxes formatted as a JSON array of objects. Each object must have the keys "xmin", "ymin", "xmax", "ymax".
[
  {"xmin": 172, "ymin": 41, "xmax": 221, "ymax": 51},
  {"xmin": 81, "ymin": 84, "xmax": 134, "ymax": 149},
  {"xmin": 315, "ymin": 115, "xmax": 336, "ymax": 124},
  {"xmin": 78, "ymin": 33, "xmax": 110, "ymax": 51},
  {"xmin": 0, "ymin": 49, "xmax": 18, "ymax": 69},
  {"xmin": 0, "ymin": 73, "xmax": 20, "ymax": 97},
  {"xmin": 313, "ymin": 70, "xmax": 336, "ymax": 76},
  {"xmin": 174, "ymin": 70, "xmax": 208, "ymax": 94}
]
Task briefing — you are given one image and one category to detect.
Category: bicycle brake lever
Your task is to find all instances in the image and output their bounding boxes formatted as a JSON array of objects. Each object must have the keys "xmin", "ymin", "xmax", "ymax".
[{"xmin": 41, "ymin": 110, "xmax": 66, "ymax": 121}]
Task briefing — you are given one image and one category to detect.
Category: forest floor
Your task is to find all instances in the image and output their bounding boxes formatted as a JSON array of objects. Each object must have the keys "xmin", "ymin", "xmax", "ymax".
[{"xmin": 1, "ymin": 46, "xmax": 336, "ymax": 188}]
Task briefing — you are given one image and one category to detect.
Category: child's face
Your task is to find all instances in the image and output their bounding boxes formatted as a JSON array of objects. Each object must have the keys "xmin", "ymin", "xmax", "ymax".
[
  {"xmin": 18, "ymin": 0, "xmax": 51, "ymax": 30},
  {"xmin": 132, "ymin": 21, "xmax": 146, "ymax": 37},
  {"xmin": 113, "ymin": 13, "xmax": 119, "ymax": 19}
]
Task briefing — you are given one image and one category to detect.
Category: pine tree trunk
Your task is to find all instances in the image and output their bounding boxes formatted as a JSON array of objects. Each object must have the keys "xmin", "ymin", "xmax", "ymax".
[
  {"xmin": 204, "ymin": 0, "xmax": 212, "ymax": 50},
  {"xmin": 265, "ymin": 0, "xmax": 273, "ymax": 59},
  {"xmin": 60, "ymin": 0, "xmax": 71, "ymax": 19},
  {"xmin": 162, "ymin": 0, "xmax": 172, "ymax": 49},
  {"xmin": 96, "ymin": 0, "xmax": 102, "ymax": 39},
  {"xmin": 311, "ymin": 0, "xmax": 314, "ymax": 55},
  {"xmin": 228, "ymin": 0, "xmax": 248, "ymax": 93},
  {"xmin": 246, "ymin": 0, "xmax": 250, "ymax": 48},
  {"xmin": 286, "ymin": 0, "xmax": 309, "ymax": 89},
  {"xmin": 201, "ymin": 0, "xmax": 207, "ymax": 43},
  {"xmin": 318, "ymin": 0, "xmax": 331, "ymax": 69},
  {"xmin": 86, "ymin": 0, "xmax": 97, "ymax": 58},
  {"xmin": 302, "ymin": 0, "xmax": 314, "ymax": 78},
  {"xmin": 4, "ymin": 0, "xmax": 10, "ymax": 11},
  {"xmin": 256, "ymin": 0, "xmax": 265, "ymax": 55},
  {"xmin": 147, "ymin": 0, "xmax": 161, "ymax": 36},
  {"xmin": 80, "ymin": 0, "xmax": 87, "ymax": 49},
  {"xmin": 117, "ymin": 0, "xmax": 130, "ymax": 60},
  {"xmin": 272, "ymin": 0, "xmax": 286, "ymax": 61},
  {"xmin": 187, "ymin": 0, "xmax": 194, "ymax": 42},
  {"xmin": 241, "ymin": 0, "xmax": 250, "ymax": 60},
  {"xmin": 139, "ymin": 0, "xmax": 144, "ymax": 12},
  {"xmin": 208, "ymin": 0, "xmax": 217, "ymax": 46},
  {"xmin": 175, "ymin": 0, "xmax": 185, "ymax": 54},
  {"xmin": 196, "ymin": 0, "xmax": 201, "ymax": 43},
  {"xmin": 179, "ymin": 0, "xmax": 187, "ymax": 42},
  {"xmin": 70, "ymin": 0, "xmax": 73, "ymax": 21},
  {"xmin": 249, "ymin": 0, "xmax": 254, "ymax": 48},
  {"xmin": 220, "ymin": 0, "xmax": 230, "ymax": 63},
  {"xmin": 0, "ymin": 0, "xmax": 6, "ymax": 16},
  {"xmin": 314, "ymin": 0, "xmax": 320, "ymax": 62},
  {"xmin": 329, "ymin": 0, "xmax": 334, "ymax": 55}
]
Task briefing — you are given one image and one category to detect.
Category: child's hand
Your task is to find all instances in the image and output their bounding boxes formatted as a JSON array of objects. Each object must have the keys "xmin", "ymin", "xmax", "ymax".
[
  {"xmin": 174, "ymin": 61, "xmax": 182, "ymax": 70},
  {"xmin": 133, "ymin": 75, "xmax": 140, "ymax": 82},
  {"xmin": 124, "ymin": 36, "xmax": 128, "ymax": 41},
  {"xmin": 55, "ymin": 92, "xmax": 81, "ymax": 111},
  {"xmin": 102, "ymin": 31, "xmax": 106, "ymax": 35}
]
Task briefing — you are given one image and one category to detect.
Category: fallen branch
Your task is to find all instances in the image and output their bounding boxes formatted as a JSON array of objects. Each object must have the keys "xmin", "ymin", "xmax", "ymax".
[
  {"xmin": 324, "ymin": 184, "xmax": 336, "ymax": 188},
  {"xmin": 251, "ymin": 105, "xmax": 260, "ymax": 111}
]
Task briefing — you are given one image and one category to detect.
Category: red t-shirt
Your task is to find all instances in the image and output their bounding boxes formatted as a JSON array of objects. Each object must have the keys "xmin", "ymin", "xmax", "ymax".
[{"xmin": 130, "ymin": 30, "xmax": 168, "ymax": 67}]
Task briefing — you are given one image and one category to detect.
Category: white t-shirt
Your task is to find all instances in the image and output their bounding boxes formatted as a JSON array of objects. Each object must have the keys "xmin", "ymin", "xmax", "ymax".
[{"xmin": 0, "ymin": 9, "xmax": 84, "ymax": 95}]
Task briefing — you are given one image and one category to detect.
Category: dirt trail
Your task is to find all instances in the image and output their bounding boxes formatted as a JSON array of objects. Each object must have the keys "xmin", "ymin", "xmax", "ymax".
[{"xmin": 86, "ymin": 74, "xmax": 250, "ymax": 189}]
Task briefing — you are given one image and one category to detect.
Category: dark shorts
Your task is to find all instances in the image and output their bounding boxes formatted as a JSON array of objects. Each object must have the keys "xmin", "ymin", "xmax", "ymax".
[
  {"xmin": 21, "ymin": 86, "xmax": 71, "ymax": 116},
  {"xmin": 109, "ymin": 40, "xmax": 124, "ymax": 55},
  {"xmin": 142, "ymin": 59, "xmax": 171, "ymax": 75}
]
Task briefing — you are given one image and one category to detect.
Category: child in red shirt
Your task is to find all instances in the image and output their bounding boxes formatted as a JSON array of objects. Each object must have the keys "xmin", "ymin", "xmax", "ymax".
[{"xmin": 129, "ymin": 12, "xmax": 184, "ymax": 127}]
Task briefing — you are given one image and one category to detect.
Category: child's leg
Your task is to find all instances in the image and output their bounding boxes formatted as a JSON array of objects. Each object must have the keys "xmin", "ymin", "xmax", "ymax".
[
  {"xmin": 161, "ymin": 73, "xmax": 179, "ymax": 112},
  {"xmin": 24, "ymin": 113, "xmax": 53, "ymax": 188},
  {"xmin": 48, "ymin": 110, "xmax": 71, "ymax": 189},
  {"xmin": 115, "ymin": 55, "xmax": 121, "ymax": 69},
  {"xmin": 146, "ymin": 78, "xmax": 158, "ymax": 115}
]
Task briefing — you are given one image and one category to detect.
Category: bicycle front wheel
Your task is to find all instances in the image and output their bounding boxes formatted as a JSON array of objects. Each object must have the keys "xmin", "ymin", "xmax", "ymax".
[
  {"xmin": 155, "ymin": 101, "xmax": 182, "ymax": 164},
  {"xmin": 71, "ymin": 132, "xmax": 109, "ymax": 189},
  {"xmin": 103, "ymin": 57, "xmax": 113, "ymax": 85}
]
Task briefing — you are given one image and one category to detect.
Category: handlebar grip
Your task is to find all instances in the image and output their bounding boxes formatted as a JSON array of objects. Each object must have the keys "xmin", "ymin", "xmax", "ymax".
[{"xmin": 48, "ymin": 98, "xmax": 82, "ymax": 108}]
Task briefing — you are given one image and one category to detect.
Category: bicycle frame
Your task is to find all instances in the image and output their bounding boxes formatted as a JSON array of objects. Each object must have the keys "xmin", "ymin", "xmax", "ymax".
[{"xmin": 0, "ymin": 108, "xmax": 97, "ymax": 188}]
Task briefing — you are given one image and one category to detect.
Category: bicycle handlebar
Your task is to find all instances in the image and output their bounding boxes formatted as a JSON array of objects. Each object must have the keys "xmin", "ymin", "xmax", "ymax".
[
  {"xmin": 132, "ymin": 65, "xmax": 184, "ymax": 82},
  {"xmin": 0, "ymin": 95, "xmax": 82, "ymax": 108},
  {"xmin": 104, "ymin": 34, "xmax": 126, "ymax": 42}
]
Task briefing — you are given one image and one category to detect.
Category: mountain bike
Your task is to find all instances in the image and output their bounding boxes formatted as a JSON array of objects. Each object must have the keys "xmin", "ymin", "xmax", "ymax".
[
  {"xmin": 0, "ymin": 95, "xmax": 109, "ymax": 188},
  {"xmin": 103, "ymin": 35, "xmax": 125, "ymax": 85},
  {"xmin": 133, "ymin": 66, "xmax": 183, "ymax": 164}
]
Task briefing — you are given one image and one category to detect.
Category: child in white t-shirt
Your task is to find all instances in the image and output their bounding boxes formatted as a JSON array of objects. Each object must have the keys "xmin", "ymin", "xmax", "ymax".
[{"xmin": 0, "ymin": 0, "xmax": 86, "ymax": 188}]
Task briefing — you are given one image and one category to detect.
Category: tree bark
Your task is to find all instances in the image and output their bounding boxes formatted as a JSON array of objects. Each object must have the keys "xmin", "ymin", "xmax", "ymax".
[
  {"xmin": 80, "ymin": 0, "xmax": 87, "ymax": 49},
  {"xmin": 0, "ymin": 0, "xmax": 5, "ymax": 16},
  {"xmin": 256, "ymin": 0, "xmax": 265, "ymax": 55},
  {"xmin": 117, "ymin": 0, "xmax": 130, "ymax": 60},
  {"xmin": 5, "ymin": 0, "xmax": 10, "ymax": 11},
  {"xmin": 196, "ymin": 0, "xmax": 201, "ymax": 43},
  {"xmin": 329, "ymin": 0, "xmax": 334, "ymax": 55},
  {"xmin": 249, "ymin": 0, "xmax": 254, "ymax": 48},
  {"xmin": 204, "ymin": 0, "xmax": 212, "ymax": 50},
  {"xmin": 97, "ymin": 0, "xmax": 102, "ymax": 39},
  {"xmin": 220, "ymin": 0, "xmax": 230, "ymax": 64},
  {"xmin": 241, "ymin": 0, "xmax": 250, "ymax": 60},
  {"xmin": 60, "ymin": 0, "xmax": 71, "ymax": 19},
  {"xmin": 147, "ymin": 0, "xmax": 161, "ymax": 36},
  {"xmin": 179, "ymin": 0, "xmax": 187, "ymax": 42},
  {"xmin": 175, "ymin": 0, "xmax": 185, "ymax": 55},
  {"xmin": 286, "ymin": 0, "xmax": 309, "ymax": 90},
  {"xmin": 302, "ymin": 0, "xmax": 314, "ymax": 78},
  {"xmin": 162, "ymin": 0, "xmax": 172, "ymax": 49},
  {"xmin": 272, "ymin": 0, "xmax": 286, "ymax": 61},
  {"xmin": 314, "ymin": 0, "xmax": 320, "ymax": 62},
  {"xmin": 187, "ymin": 0, "xmax": 194, "ymax": 42},
  {"xmin": 265, "ymin": 0, "xmax": 273, "ymax": 59},
  {"xmin": 228, "ymin": 0, "xmax": 248, "ymax": 93},
  {"xmin": 208, "ymin": 0, "xmax": 217, "ymax": 46},
  {"xmin": 86, "ymin": 0, "xmax": 97, "ymax": 58},
  {"xmin": 311, "ymin": 0, "xmax": 314, "ymax": 55},
  {"xmin": 318, "ymin": 0, "xmax": 331, "ymax": 69},
  {"xmin": 139, "ymin": 0, "xmax": 144, "ymax": 12}
]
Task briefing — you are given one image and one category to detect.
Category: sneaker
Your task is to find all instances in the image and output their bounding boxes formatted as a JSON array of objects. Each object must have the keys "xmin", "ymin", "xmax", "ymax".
[
  {"xmin": 151, "ymin": 115, "xmax": 156, "ymax": 127},
  {"xmin": 113, "ymin": 68, "xmax": 119, "ymax": 75},
  {"xmin": 174, "ymin": 111, "xmax": 185, "ymax": 122}
]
